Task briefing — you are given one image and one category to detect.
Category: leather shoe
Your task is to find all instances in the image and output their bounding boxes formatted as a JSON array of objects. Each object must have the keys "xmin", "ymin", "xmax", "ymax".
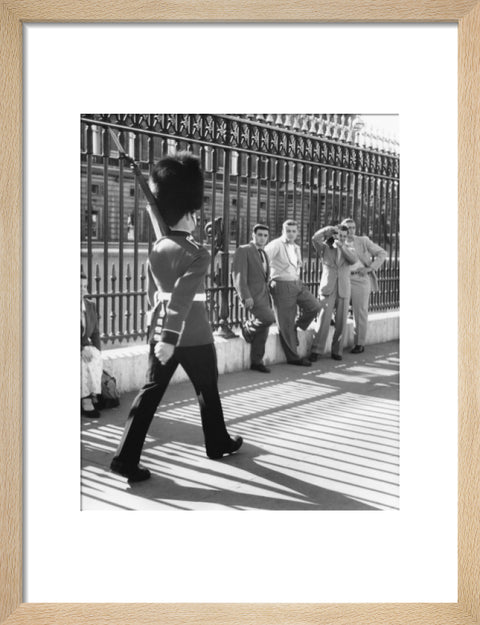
[
  {"xmin": 309, "ymin": 352, "xmax": 319, "ymax": 362},
  {"xmin": 351, "ymin": 345, "xmax": 365, "ymax": 354},
  {"xmin": 81, "ymin": 407, "xmax": 100, "ymax": 418},
  {"xmin": 287, "ymin": 358, "xmax": 312, "ymax": 367},
  {"xmin": 241, "ymin": 325, "xmax": 254, "ymax": 344},
  {"xmin": 110, "ymin": 458, "xmax": 151, "ymax": 482},
  {"xmin": 250, "ymin": 363, "xmax": 270, "ymax": 373},
  {"xmin": 331, "ymin": 353, "xmax": 343, "ymax": 361},
  {"xmin": 207, "ymin": 435, "xmax": 243, "ymax": 460}
]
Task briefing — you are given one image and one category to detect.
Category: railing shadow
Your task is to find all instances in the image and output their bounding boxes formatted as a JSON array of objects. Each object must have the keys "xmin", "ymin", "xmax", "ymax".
[{"xmin": 81, "ymin": 342, "xmax": 399, "ymax": 511}]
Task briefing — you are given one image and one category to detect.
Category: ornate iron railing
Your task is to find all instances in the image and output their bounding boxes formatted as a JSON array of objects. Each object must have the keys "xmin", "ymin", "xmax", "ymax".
[{"xmin": 80, "ymin": 114, "xmax": 399, "ymax": 345}]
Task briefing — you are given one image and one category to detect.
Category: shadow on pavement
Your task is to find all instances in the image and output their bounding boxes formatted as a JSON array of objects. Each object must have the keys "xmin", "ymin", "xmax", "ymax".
[{"xmin": 81, "ymin": 340, "xmax": 399, "ymax": 511}]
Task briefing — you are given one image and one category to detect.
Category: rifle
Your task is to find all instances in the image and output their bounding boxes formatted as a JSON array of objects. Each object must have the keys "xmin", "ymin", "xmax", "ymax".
[{"xmin": 108, "ymin": 128, "xmax": 168, "ymax": 238}]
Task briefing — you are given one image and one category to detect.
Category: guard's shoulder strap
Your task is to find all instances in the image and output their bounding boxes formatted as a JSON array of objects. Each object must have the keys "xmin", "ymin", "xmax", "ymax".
[{"xmin": 185, "ymin": 234, "xmax": 201, "ymax": 250}]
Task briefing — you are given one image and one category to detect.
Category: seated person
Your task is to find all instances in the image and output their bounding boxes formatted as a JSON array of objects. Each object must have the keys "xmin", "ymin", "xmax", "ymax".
[{"xmin": 81, "ymin": 272, "xmax": 103, "ymax": 418}]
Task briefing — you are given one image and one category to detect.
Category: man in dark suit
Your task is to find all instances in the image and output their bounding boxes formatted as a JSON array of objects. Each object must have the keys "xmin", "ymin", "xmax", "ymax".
[
  {"xmin": 231, "ymin": 224, "xmax": 275, "ymax": 373},
  {"xmin": 110, "ymin": 152, "xmax": 242, "ymax": 483}
]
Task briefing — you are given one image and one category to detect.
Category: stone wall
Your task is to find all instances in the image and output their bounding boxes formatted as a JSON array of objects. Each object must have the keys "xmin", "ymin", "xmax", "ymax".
[{"xmin": 101, "ymin": 311, "xmax": 399, "ymax": 394}]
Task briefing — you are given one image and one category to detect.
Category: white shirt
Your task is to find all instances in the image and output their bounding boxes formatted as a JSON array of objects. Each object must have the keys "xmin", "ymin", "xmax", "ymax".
[{"xmin": 264, "ymin": 236, "xmax": 302, "ymax": 280}]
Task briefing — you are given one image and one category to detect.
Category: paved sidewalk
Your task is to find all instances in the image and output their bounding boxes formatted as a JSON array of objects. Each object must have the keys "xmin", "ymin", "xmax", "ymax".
[{"xmin": 81, "ymin": 340, "xmax": 399, "ymax": 511}]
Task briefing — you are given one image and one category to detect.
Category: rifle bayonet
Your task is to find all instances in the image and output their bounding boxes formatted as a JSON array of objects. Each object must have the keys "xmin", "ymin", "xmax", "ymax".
[{"xmin": 108, "ymin": 128, "xmax": 168, "ymax": 238}]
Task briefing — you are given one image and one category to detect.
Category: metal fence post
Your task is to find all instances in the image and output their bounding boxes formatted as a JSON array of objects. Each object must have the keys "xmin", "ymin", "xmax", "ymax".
[{"xmin": 80, "ymin": 114, "xmax": 400, "ymax": 345}]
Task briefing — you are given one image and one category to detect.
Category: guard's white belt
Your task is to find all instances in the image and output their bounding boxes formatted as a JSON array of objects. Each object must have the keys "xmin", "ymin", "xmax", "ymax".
[{"xmin": 156, "ymin": 292, "xmax": 206, "ymax": 302}]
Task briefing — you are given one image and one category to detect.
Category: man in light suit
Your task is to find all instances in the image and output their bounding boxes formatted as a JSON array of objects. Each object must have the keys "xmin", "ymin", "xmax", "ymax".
[
  {"xmin": 309, "ymin": 224, "xmax": 358, "ymax": 361},
  {"xmin": 341, "ymin": 218, "xmax": 387, "ymax": 353},
  {"xmin": 231, "ymin": 224, "xmax": 275, "ymax": 373}
]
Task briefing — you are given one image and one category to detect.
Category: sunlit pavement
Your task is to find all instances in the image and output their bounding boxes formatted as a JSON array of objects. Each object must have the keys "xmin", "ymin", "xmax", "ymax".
[{"xmin": 81, "ymin": 340, "xmax": 399, "ymax": 511}]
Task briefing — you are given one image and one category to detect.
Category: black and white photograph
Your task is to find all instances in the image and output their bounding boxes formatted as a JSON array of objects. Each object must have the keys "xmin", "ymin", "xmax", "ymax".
[{"xmin": 80, "ymin": 113, "xmax": 400, "ymax": 511}]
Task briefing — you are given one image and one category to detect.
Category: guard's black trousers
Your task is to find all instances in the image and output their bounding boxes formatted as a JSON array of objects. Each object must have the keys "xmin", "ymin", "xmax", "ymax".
[{"xmin": 113, "ymin": 343, "xmax": 232, "ymax": 467}]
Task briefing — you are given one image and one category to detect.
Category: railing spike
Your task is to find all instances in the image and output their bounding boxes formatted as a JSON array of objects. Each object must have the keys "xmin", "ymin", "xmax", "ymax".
[{"xmin": 81, "ymin": 114, "xmax": 399, "ymax": 343}]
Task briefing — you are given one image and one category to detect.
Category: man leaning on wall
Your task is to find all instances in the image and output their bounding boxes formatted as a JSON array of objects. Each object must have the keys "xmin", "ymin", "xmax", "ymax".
[
  {"xmin": 231, "ymin": 224, "xmax": 276, "ymax": 373},
  {"xmin": 264, "ymin": 219, "xmax": 322, "ymax": 367}
]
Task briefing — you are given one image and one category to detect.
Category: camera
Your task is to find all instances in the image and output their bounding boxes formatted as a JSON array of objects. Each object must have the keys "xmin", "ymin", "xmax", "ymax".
[{"xmin": 326, "ymin": 227, "xmax": 338, "ymax": 247}]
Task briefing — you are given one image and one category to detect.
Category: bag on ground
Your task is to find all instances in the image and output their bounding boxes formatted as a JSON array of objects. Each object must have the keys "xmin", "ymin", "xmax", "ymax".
[{"xmin": 98, "ymin": 370, "xmax": 120, "ymax": 409}]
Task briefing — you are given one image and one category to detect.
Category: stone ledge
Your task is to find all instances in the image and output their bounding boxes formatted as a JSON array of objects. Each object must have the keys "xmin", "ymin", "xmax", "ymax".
[{"xmin": 102, "ymin": 310, "xmax": 399, "ymax": 394}]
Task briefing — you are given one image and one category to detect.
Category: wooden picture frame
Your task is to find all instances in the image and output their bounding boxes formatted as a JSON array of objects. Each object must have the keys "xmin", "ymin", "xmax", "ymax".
[{"xmin": 1, "ymin": 1, "xmax": 478, "ymax": 623}]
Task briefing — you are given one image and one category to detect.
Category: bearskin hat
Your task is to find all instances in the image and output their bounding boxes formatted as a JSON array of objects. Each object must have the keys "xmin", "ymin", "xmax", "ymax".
[{"xmin": 148, "ymin": 152, "xmax": 204, "ymax": 227}]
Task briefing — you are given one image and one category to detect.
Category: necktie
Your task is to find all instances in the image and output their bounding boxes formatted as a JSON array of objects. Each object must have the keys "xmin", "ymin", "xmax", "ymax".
[{"xmin": 258, "ymin": 249, "xmax": 267, "ymax": 275}]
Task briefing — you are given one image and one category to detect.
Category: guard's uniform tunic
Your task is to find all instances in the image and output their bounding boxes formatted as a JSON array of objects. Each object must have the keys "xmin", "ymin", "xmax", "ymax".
[{"xmin": 113, "ymin": 230, "xmax": 232, "ymax": 466}]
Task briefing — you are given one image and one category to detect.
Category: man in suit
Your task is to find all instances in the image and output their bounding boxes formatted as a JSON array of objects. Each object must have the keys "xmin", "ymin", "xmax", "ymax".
[
  {"xmin": 309, "ymin": 224, "xmax": 358, "ymax": 361},
  {"xmin": 110, "ymin": 152, "xmax": 242, "ymax": 483},
  {"xmin": 265, "ymin": 219, "xmax": 322, "ymax": 366},
  {"xmin": 231, "ymin": 224, "xmax": 275, "ymax": 373},
  {"xmin": 341, "ymin": 218, "xmax": 388, "ymax": 353}
]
